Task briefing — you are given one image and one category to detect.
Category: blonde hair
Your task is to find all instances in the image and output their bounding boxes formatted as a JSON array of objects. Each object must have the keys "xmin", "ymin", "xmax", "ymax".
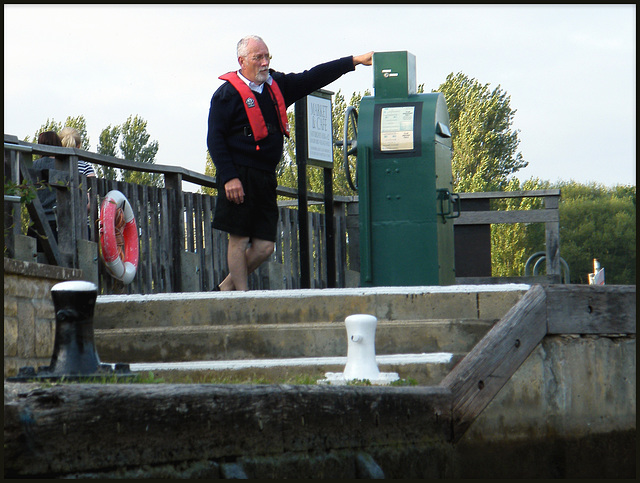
[{"xmin": 59, "ymin": 126, "xmax": 82, "ymax": 149}]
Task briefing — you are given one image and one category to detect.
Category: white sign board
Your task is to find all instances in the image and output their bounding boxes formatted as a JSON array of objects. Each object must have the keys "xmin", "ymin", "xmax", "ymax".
[
  {"xmin": 307, "ymin": 94, "xmax": 333, "ymax": 167},
  {"xmin": 380, "ymin": 106, "xmax": 415, "ymax": 151}
]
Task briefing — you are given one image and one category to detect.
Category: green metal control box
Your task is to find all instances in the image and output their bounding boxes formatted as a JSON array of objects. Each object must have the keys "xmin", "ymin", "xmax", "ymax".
[{"xmin": 356, "ymin": 51, "xmax": 457, "ymax": 286}]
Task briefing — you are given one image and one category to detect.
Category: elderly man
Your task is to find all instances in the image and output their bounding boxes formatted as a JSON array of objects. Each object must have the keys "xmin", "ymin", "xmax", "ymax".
[{"xmin": 207, "ymin": 35, "xmax": 372, "ymax": 291}]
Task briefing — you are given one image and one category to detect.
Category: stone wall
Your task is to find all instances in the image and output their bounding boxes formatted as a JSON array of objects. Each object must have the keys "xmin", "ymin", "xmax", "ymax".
[
  {"xmin": 3, "ymin": 258, "xmax": 84, "ymax": 378},
  {"xmin": 454, "ymin": 333, "xmax": 636, "ymax": 477}
]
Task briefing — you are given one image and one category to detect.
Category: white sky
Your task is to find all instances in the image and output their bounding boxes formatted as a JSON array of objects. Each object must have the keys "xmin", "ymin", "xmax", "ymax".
[{"xmin": 4, "ymin": 4, "xmax": 636, "ymax": 191}]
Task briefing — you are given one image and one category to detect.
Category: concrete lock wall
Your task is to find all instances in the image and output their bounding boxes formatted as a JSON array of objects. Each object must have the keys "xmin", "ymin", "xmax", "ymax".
[
  {"xmin": 455, "ymin": 333, "xmax": 636, "ymax": 478},
  {"xmin": 3, "ymin": 258, "xmax": 84, "ymax": 378},
  {"xmin": 3, "ymin": 258, "xmax": 636, "ymax": 478}
]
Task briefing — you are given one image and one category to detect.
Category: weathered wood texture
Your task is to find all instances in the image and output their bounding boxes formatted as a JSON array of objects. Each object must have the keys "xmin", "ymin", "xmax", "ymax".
[
  {"xmin": 454, "ymin": 189, "xmax": 562, "ymax": 282},
  {"xmin": 440, "ymin": 285, "xmax": 548, "ymax": 442},
  {"xmin": 5, "ymin": 136, "xmax": 564, "ymax": 294},
  {"xmin": 440, "ymin": 284, "xmax": 636, "ymax": 442},
  {"xmin": 3, "ymin": 383, "xmax": 452, "ymax": 477},
  {"xmin": 545, "ymin": 284, "xmax": 637, "ymax": 334},
  {"xmin": 5, "ymin": 137, "xmax": 352, "ymax": 294}
]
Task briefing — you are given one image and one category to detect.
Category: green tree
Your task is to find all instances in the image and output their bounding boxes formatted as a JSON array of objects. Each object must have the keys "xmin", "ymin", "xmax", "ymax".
[
  {"xmin": 95, "ymin": 125, "xmax": 120, "ymax": 180},
  {"xmin": 490, "ymin": 177, "xmax": 550, "ymax": 277},
  {"xmin": 202, "ymin": 150, "xmax": 217, "ymax": 197},
  {"xmin": 95, "ymin": 115, "xmax": 161, "ymax": 186},
  {"xmin": 435, "ymin": 72, "xmax": 527, "ymax": 192},
  {"xmin": 119, "ymin": 115, "xmax": 161, "ymax": 187},
  {"xmin": 555, "ymin": 181, "xmax": 636, "ymax": 284},
  {"xmin": 31, "ymin": 115, "xmax": 91, "ymax": 150}
]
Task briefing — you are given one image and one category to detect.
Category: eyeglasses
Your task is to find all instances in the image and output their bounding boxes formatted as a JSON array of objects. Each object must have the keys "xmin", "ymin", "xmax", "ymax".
[{"xmin": 249, "ymin": 54, "xmax": 272, "ymax": 63}]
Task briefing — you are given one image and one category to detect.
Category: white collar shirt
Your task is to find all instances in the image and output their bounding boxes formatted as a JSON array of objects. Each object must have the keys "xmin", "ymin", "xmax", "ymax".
[{"xmin": 237, "ymin": 70, "xmax": 273, "ymax": 94}]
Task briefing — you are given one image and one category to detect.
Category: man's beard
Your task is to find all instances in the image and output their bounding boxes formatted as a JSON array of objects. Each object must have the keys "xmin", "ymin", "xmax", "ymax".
[{"xmin": 255, "ymin": 69, "xmax": 269, "ymax": 84}]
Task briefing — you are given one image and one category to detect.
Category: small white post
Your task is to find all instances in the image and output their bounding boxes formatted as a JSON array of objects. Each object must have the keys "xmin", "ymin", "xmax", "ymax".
[{"xmin": 343, "ymin": 314, "xmax": 381, "ymax": 381}]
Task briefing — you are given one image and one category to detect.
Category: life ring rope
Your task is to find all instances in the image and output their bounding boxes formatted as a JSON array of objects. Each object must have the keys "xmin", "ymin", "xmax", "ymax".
[{"xmin": 99, "ymin": 190, "xmax": 139, "ymax": 284}]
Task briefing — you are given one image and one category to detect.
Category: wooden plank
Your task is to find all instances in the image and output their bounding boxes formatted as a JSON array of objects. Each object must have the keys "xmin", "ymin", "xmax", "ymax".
[
  {"xmin": 281, "ymin": 208, "xmax": 293, "ymax": 289},
  {"xmin": 78, "ymin": 172, "xmax": 89, "ymax": 241},
  {"xmin": 439, "ymin": 284, "xmax": 547, "ymax": 442},
  {"xmin": 456, "ymin": 275, "xmax": 560, "ymax": 285},
  {"xmin": 291, "ymin": 209, "xmax": 300, "ymax": 289},
  {"xmin": 148, "ymin": 187, "xmax": 161, "ymax": 293},
  {"xmin": 335, "ymin": 205, "xmax": 347, "ymax": 288},
  {"xmin": 457, "ymin": 189, "xmax": 561, "ymax": 200},
  {"xmin": 3, "ymin": 139, "xmax": 218, "ymax": 190},
  {"xmin": 4, "ymin": 383, "xmax": 452, "ymax": 477},
  {"xmin": 87, "ymin": 176, "xmax": 99, "ymax": 243},
  {"xmin": 95, "ymin": 177, "xmax": 108, "ymax": 293},
  {"xmin": 454, "ymin": 209, "xmax": 558, "ymax": 225},
  {"xmin": 65, "ymin": 155, "xmax": 84, "ymax": 258},
  {"xmin": 165, "ymin": 174, "xmax": 184, "ymax": 292},
  {"xmin": 545, "ymin": 219, "xmax": 560, "ymax": 276},
  {"xmin": 310, "ymin": 212, "xmax": 320, "ymax": 288},
  {"xmin": 213, "ymin": 214, "xmax": 227, "ymax": 288},
  {"xmin": 160, "ymin": 188, "xmax": 172, "ymax": 293},
  {"xmin": 3, "ymin": 148, "xmax": 21, "ymax": 258},
  {"xmin": 202, "ymin": 195, "xmax": 214, "ymax": 291},
  {"xmin": 184, "ymin": 192, "xmax": 194, "ymax": 252},
  {"xmin": 18, "ymin": 161, "xmax": 66, "ymax": 266},
  {"xmin": 346, "ymin": 201, "xmax": 360, "ymax": 273},
  {"xmin": 138, "ymin": 184, "xmax": 152, "ymax": 294},
  {"xmin": 545, "ymin": 285, "xmax": 636, "ymax": 334},
  {"xmin": 194, "ymin": 193, "xmax": 204, "ymax": 291}
]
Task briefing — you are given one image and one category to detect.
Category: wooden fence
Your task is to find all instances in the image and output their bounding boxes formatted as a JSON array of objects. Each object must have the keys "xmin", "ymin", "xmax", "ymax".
[
  {"xmin": 4, "ymin": 134, "xmax": 563, "ymax": 294},
  {"xmin": 4, "ymin": 135, "xmax": 357, "ymax": 294}
]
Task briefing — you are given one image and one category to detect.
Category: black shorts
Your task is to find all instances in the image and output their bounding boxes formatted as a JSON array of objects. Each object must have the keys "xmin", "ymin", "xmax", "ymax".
[{"xmin": 213, "ymin": 165, "xmax": 279, "ymax": 242}]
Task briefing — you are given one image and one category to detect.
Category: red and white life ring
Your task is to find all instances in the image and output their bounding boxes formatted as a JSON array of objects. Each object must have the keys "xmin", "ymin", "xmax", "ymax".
[{"xmin": 99, "ymin": 190, "xmax": 138, "ymax": 284}]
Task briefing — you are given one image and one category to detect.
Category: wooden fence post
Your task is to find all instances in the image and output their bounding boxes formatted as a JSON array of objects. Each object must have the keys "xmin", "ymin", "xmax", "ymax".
[
  {"xmin": 164, "ymin": 173, "xmax": 184, "ymax": 292},
  {"xmin": 544, "ymin": 193, "xmax": 561, "ymax": 278}
]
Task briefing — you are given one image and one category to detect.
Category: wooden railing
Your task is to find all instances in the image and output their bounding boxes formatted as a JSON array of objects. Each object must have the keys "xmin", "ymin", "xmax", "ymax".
[
  {"xmin": 5, "ymin": 134, "xmax": 563, "ymax": 294},
  {"xmin": 4, "ymin": 135, "xmax": 359, "ymax": 294},
  {"xmin": 453, "ymin": 190, "xmax": 563, "ymax": 284}
]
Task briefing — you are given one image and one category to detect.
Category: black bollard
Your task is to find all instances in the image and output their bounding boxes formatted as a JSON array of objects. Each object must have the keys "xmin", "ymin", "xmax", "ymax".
[{"xmin": 8, "ymin": 280, "xmax": 134, "ymax": 382}]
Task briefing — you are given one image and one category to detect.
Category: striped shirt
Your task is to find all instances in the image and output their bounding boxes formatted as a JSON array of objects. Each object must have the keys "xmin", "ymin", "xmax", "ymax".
[{"xmin": 78, "ymin": 160, "xmax": 96, "ymax": 177}]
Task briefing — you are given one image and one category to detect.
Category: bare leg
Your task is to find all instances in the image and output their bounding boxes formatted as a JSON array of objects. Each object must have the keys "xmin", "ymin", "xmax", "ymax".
[{"xmin": 219, "ymin": 235, "xmax": 274, "ymax": 291}]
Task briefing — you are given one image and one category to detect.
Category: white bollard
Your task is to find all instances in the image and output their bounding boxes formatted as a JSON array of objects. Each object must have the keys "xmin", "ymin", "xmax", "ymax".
[
  {"xmin": 343, "ymin": 314, "xmax": 381, "ymax": 381},
  {"xmin": 319, "ymin": 314, "xmax": 399, "ymax": 385}
]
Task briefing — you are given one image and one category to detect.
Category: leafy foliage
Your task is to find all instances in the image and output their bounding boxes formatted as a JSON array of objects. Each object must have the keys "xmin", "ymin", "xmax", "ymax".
[
  {"xmin": 490, "ymin": 178, "xmax": 549, "ymax": 277},
  {"xmin": 96, "ymin": 115, "xmax": 161, "ymax": 186},
  {"xmin": 435, "ymin": 72, "xmax": 527, "ymax": 192},
  {"xmin": 555, "ymin": 181, "xmax": 636, "ymax": 284},
  {"xmin": 95, "ymin": 125, "xmax": 121, "ymax": 180},
  {"xmin": 30, "ymin": 115, "xmax": 91, "ymax": 151}
]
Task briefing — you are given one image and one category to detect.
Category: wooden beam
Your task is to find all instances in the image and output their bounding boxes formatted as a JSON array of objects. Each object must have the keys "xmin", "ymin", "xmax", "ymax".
[
  {"xmin": 439, "ymin": 285, "xmax": 547, "ymax": 442},
  {"xmin": 19, "ymin": 162, "xmax": 67, "ymax": 266},
  {"xmin": 454, "ymin": 209, "xmax": 558, "ymax": 225},
  {"xmin": 545, "ymin": 284, "xmax": 636, "ymax": 334},
  {"xmin": 4, "ymin": 383, "xmax": 452, "ymax": 477},
  {"xmin": 457, "ymin": 189, "xmax": 561, "ymax": 200}
]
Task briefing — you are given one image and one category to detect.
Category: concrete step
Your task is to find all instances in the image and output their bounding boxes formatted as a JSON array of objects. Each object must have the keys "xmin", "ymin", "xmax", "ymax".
[
  {"xmin": 94, "ymin": 286, "xmax": 528, "ymax": 329},
  {"xmin": 94, "ymin": 318, "xmax": 495, "ymax": 363},
  {"xmin": 121, "ymin": 352, "xmax": 466, "ymax": 386},
  {"xmin": 93, "ymin": 285, "xmax": 528, "ymax": 386}
]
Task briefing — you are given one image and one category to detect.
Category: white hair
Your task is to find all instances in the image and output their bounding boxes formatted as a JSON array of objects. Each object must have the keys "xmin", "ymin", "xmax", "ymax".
[{"xmin": 237, "ymin": 35, "xmax": 265, "ymax": 58}]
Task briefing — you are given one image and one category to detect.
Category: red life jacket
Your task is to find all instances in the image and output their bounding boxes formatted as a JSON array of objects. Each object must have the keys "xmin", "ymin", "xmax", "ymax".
[{"xmin": 219, "ymin": 71, "xmax": 290, "ymax": 143}]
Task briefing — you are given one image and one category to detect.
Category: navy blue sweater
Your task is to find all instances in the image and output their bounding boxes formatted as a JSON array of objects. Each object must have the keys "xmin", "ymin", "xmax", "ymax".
[{"xmin": 207, "ymin": 56, "xmax": 355, "ymax": 185}]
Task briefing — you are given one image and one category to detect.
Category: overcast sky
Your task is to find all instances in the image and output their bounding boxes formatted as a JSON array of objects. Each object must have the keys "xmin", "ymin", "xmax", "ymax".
[{"xmin": 4, "ymin": 4, "xmax": 636, "ymax": 191}]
